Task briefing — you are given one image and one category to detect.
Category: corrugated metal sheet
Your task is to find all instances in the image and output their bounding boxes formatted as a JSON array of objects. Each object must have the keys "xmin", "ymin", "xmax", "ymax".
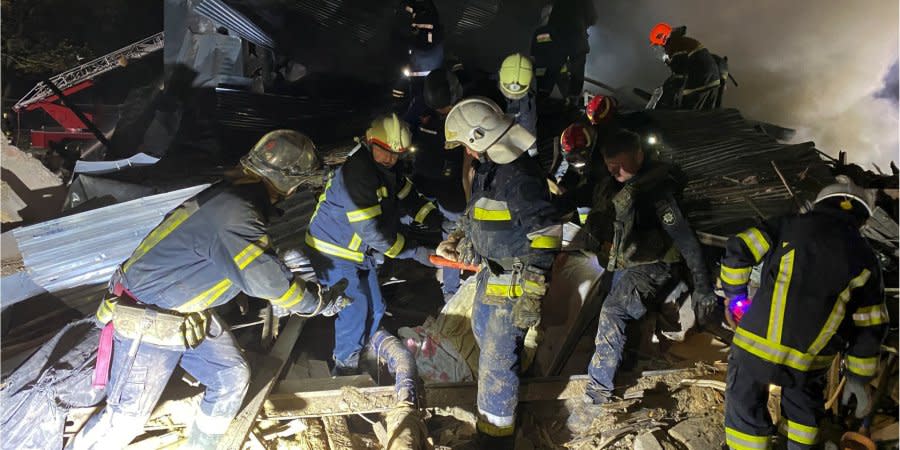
[
  {"xmin": 646, "ymin": 108, "xmax": 834, "ymax": 234},
  {"xmin": 453, "ymin": 0, "xmax": 501, "ymax": 34},
  {"xmin": 195, "ymin": 0, "xmax": 275, "ymax": 48},
  {"xmin": 11, "ymin": 185, "xmax": 209, "ymax": 297}
]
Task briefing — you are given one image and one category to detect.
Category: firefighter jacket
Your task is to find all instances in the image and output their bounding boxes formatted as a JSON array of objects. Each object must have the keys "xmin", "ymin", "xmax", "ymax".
[
  {"xmin": 659, "ymin": 36, "xmax": 722, "ymax": 111},
  {"xmin": 461, "ymin": 156, "xmax": 561, "ymax": 272},
  {"xmin": 408, "ymin": 110, "xmax": 467, "ymax": 214},
  {"xmin": 96, "ymin": 182, "xmax": 312, "ymax": 320},
  {"xmin": 587, "ymin": 160, "xmax": 712, "ymax": 293},
  {"xmin": 721, "ymin": 207, "xmax": 888, "ymax": 378},
  {"xmin": 306, "ymin": 144, "xmax": 441, "ymax": 265}
]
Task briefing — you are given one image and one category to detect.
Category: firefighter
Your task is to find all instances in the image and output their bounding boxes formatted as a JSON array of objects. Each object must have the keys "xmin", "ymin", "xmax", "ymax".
[
  {"xmin": 530, "ymin": 0, "xmax": 596, "ymax": 104},
  {"xmin": 556, "ymin": 121, "xmax": 598, "ymax": 226},
  {"xmin": 408, "ymin": 68, "xmax": 466, "ymax": 299},
  {"xmin": 498, "ymin": 53, "xmax": 538, "ymax": 156},
  {"xmin": 649, "ymin": 22, "xmax": 726, "ymax": 110},
  {"xmin": 392, "ymin": 0, "xmax": 444, "ymax": 111},
  {"xmin": 438, "ymin": 97, "xmax": 562, "ymax": 446},
  {"xmin": 582, "ymin": 129, "xmax": 717, "ymax": 405},
  {"xmin": 71, "ymin": 131, "xmax": 350, "ymax": 450},
  {"xmin": 305, "ymin": 113, "xmax": 442, "ymax": 375},
  {"xmin": 721, "ymin": 177, "xmax": 887, "ymax": 450}
]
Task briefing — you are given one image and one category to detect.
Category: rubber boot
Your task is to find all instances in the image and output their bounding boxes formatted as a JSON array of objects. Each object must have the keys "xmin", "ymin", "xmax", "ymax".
[{"xmin": 476, "ymin": 429, "xmax": 515, "ymax": 450}]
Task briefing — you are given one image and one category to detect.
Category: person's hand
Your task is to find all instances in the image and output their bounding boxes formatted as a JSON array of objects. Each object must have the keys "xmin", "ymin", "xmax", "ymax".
[
  {"xmin": 456, "ymin": 237, "xmax": 480, "ymax": 266},
  {"xmin": 308, "ymin": 278, "xmax": 351, "ymax": 317},
  {"xmin": 437, "ymin": 238, "xmax": 460, "ymax": 261},
  {"xmin": 692, "ymin": 290, "xmax": 720, "ymax": 328},
  {"xmin": 413, "ymin": 247, "xmax": 436, "ymax": 267},
  {"xmin": 842, "ymin": 375, "xmax": 872, "ymax": 419}
]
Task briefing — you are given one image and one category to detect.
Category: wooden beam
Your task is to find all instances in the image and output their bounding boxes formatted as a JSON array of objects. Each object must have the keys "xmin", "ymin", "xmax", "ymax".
[
  {"xmin": 321, "ymin": 416, "xmax": 359, "ymax": 450},
  {"xmin": 263, "ymin": 375, "xmax": 592, "ymax": 419},
  {"xmin": 217, "ymin": 316, "xmax": 307, "ymax": 450}
]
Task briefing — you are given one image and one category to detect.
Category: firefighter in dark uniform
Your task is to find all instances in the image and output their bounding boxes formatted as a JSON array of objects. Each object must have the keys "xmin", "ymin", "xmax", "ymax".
[
  {"xmin": 407, "ymin": 68, "xmax": 466, "ymax": 298},
  {"xmin": 438, "ymin": 97, "xmax": 562, "ymax": 447},
  {"xmin": 305, "ymin": 113, "xmax": 442, "ymax": 375},
  {"xmin": 72, "ymin": 131, "xmax": 349, "ymax": 450},
  {"xmin": 649, "ymin": 22, "xmax": 726, "ymax": 111},
  {"xmin": 392, "ymin": 0, "xmax": 444, "ymax": 112},
  {"xmin": 721, "ymin": 177, "xmax": 888, "ymax": 450},
  {"xmin": 530, "ymin": 0, "xmax": 596, "ymax": 103},
  {"xmin": 582, "ymin": 129, "xmax": 717, "ymax": 404}
]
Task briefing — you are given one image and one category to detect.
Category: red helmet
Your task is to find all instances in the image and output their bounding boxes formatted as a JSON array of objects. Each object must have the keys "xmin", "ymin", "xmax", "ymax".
[
  {"xmin": 649, "ymin": 22, "xmax": 672, "ymax": 46},
  {"xmin": 560, "ymin": 123, "xmax": 594, "ymax": 154},
  {"xmin": 585, "ymin": 95, "xmax": 618, "ymax": 125}
]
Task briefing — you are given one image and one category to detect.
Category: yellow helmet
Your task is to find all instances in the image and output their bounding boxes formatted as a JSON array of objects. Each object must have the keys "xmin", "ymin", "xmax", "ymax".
[
  {"xmin": 365, "ymin": 113, "xmax": 412, "ymax": 153},
  {"xmin": 498, "ymin": 53, "xmax": 533, "ymax": 100}
]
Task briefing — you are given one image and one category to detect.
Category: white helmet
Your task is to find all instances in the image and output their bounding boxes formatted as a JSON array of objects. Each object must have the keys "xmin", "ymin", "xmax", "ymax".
[
  {"xmin": 444, "ymin": 97, "xmax": 536, "ymax": 164},
  {"xmin": 241, "ymin": 130, "xmax": 318, "ymax": 197},
  {"xmin": 814, "ymin": 175, "xmax": 875, "ymax": 217}
]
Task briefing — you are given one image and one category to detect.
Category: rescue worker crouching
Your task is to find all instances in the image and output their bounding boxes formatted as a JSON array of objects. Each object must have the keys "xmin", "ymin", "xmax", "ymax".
[
  {"xmin": 721, "ymin": 176, "xmax": 888, "ymax": 450},
  {"xmin": 75, "ymin": 130, "xmax": 350, "ymax": 450},
  {"xmin": 437, "ymin": 97, "xmax": 562, "ymax": 447},
  {"xmin": 305, "ymin": 113, "xmax": 443, "ymax": 376},
  {"xmin": 582, "ymin": 129, "xmax": 717, "ymax": 405}
]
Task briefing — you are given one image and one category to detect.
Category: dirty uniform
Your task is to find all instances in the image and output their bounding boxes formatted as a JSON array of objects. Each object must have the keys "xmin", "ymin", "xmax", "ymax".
[
  {"xmin": 73, "ymin": 182, "xmax": 322, "ymax": 449},
  {"xmin": 408, "ymin": 109, "xmax": 465, "ymax": 296},
  {"xmin": 584, "ymin": 160, "xmax": 712, "ymax": 400},
  {"xmin": 658, "ymin": 36, "xmax": 723, "ymax": 110},
  {"xmin": 463, "ymin": 156, "xmax": 561, "ymax": 437},
  {"xmin": 505, "ymin": 90, "xmax": 539, "ymax": 156},
  {"xmin": 721, "ymin": 208, "xmax": 887, "ymax": 450},
  {"xmin": 306, "ymin": 145, "xmax": 440, "ymax": 370}
]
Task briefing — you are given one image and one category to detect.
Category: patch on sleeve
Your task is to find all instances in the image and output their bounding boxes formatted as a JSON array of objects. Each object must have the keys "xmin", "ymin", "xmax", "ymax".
[{"xmin": 662, "ymin": 208, "xmax": 677, "ymax": 226}]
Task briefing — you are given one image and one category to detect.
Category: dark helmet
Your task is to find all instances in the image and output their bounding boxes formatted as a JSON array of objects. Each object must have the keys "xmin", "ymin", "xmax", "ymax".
[{"xmin": 423, "ymin": 68, "xmax": 463, "ymax": 111}]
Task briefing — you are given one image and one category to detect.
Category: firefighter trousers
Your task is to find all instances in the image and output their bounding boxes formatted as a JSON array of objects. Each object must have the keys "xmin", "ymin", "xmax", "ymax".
[
  {"xmin": 308, "ymin": 250, "xmax": 384, "ymax": 369},
  {"xmin": 472, "ymin": 269, "xmax": 527, "ymax": 436},
  {"xmin": 587, "ymin": 262, "xmax": 672, "ymax": 400},
  {"xmin": 725, "ymin": 346, "xmax": 826, "ymax": 450},
  {"xmin": 69, "ymin": 316, "xmax": 249, "ymax": 450}
]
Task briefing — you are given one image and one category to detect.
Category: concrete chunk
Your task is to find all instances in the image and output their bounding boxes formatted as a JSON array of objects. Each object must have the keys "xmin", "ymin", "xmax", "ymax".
[{"xmin": 668, "ymin": 417, "xmax": 724, "ymax": 450}]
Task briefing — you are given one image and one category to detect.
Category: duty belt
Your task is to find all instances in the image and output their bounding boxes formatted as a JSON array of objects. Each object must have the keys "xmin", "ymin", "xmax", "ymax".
[{"xmin": 112, "ymin": 304, "xmax": 201, "ymax": 347}]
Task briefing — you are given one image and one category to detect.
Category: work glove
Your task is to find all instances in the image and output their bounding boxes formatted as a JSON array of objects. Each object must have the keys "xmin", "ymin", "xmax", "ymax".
[
  {"xmin": 692, "ymin": 290, "xmax": 720, "ymax": 328},
  {"xmin": 456, "ymin": 237, "xmax": 480, "ymax": 266},
  {"xmin": 842, "ymin": 375, "xmax": 872, "ymax": 419},
  {"xmin": 302, "ymin": 279, "xmax": 351, "ymax": 317},
  {"xmin": 512, "ymin": 266, "xmax": 548, "ymax": 329},
  {"xmin": 437, "ymin": 228, "xmax": 464, "ymax": 261},
  {"xmin": 412, "ymin": 246, "xmax": 437, "ymax": 267},
  {"xmin": 183, "ymin": 312, "xmax": 210, "ymax": 348}
]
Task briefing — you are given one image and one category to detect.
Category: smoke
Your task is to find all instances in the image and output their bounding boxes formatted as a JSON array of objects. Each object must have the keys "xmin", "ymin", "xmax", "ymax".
[{"xmin": 585, "ymin": 0, "xmax": 899, "ymax": 168}]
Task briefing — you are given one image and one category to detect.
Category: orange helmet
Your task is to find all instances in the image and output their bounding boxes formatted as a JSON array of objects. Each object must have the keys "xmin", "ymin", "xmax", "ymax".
[
  {"xmin": 586, "ymin": 95, "xmax": 618, "ymax": 125},
  {"xmin": 649, "ymin": 22, "xmax": 672, "ymax": 46}
]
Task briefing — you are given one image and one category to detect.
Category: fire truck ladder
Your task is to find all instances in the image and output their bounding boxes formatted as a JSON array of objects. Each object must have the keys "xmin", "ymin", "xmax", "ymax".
[{"xmin": 12, "ymin": 31, "xmax": 165, "ymax": 112}]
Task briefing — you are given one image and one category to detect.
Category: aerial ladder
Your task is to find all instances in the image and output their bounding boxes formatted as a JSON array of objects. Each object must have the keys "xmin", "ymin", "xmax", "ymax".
[{"xmin": 12, "ymin": 32, "xmax": 164, "ymax": 149}]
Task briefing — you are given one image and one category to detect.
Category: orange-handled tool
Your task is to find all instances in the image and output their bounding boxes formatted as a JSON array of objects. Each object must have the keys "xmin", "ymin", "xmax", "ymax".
[{"xmin": 429, "ymin": 255, "xmax": 480, "ymax": 272}]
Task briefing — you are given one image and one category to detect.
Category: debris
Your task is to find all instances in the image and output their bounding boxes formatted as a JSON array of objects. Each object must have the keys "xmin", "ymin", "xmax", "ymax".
[
  {"xmin": 679, "ymin": 379, "xmax": 726, "ymax": 392},
  {"xmin": 667, "ymin": 417, "xmax": 725, "ymax": 450},
  {"xmin": 633, "ymin": 430, "xmax": 664, "ymax": 450},
  {"xmin": 0, "ymin": 142, "xmax": 65, "ymax": 225}
]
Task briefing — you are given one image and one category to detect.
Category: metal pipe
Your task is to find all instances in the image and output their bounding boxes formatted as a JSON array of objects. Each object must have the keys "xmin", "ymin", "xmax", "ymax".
[{"xmin": 369, "ymin": 328, "xmax": 418, "ymax": 405}]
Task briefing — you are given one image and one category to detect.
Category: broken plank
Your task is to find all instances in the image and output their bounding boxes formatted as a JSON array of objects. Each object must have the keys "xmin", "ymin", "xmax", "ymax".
[
  {"xmin": 217, "ymin": 316, "xmax": 307, "ymax": 450},
  {"xmin": 274, "ymin": 374, "xmax": 376, "ymax": 394},
  {"xmin": 264, "ymin": 375, "xmax": 591, "ymax": 419},
  {"xmin": 321, "ymin": 416, "xmax": 359, "ymax": 450}
]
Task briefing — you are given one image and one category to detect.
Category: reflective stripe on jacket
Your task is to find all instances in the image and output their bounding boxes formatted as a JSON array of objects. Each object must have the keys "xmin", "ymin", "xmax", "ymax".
[
  {"xmin": 463, "ymin": 156, "xmax": 561, "ymax": 270},
  {"xmin": 97, "ymin": 182, "xmax": 306, "ymax": 320},
  {"xmin": 306, "ymin": 144, "xmax": 438, "ymax": 264},
  {"xmin": 721, "ymin": 209, "xmax": 887, "ymax": 377}
]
